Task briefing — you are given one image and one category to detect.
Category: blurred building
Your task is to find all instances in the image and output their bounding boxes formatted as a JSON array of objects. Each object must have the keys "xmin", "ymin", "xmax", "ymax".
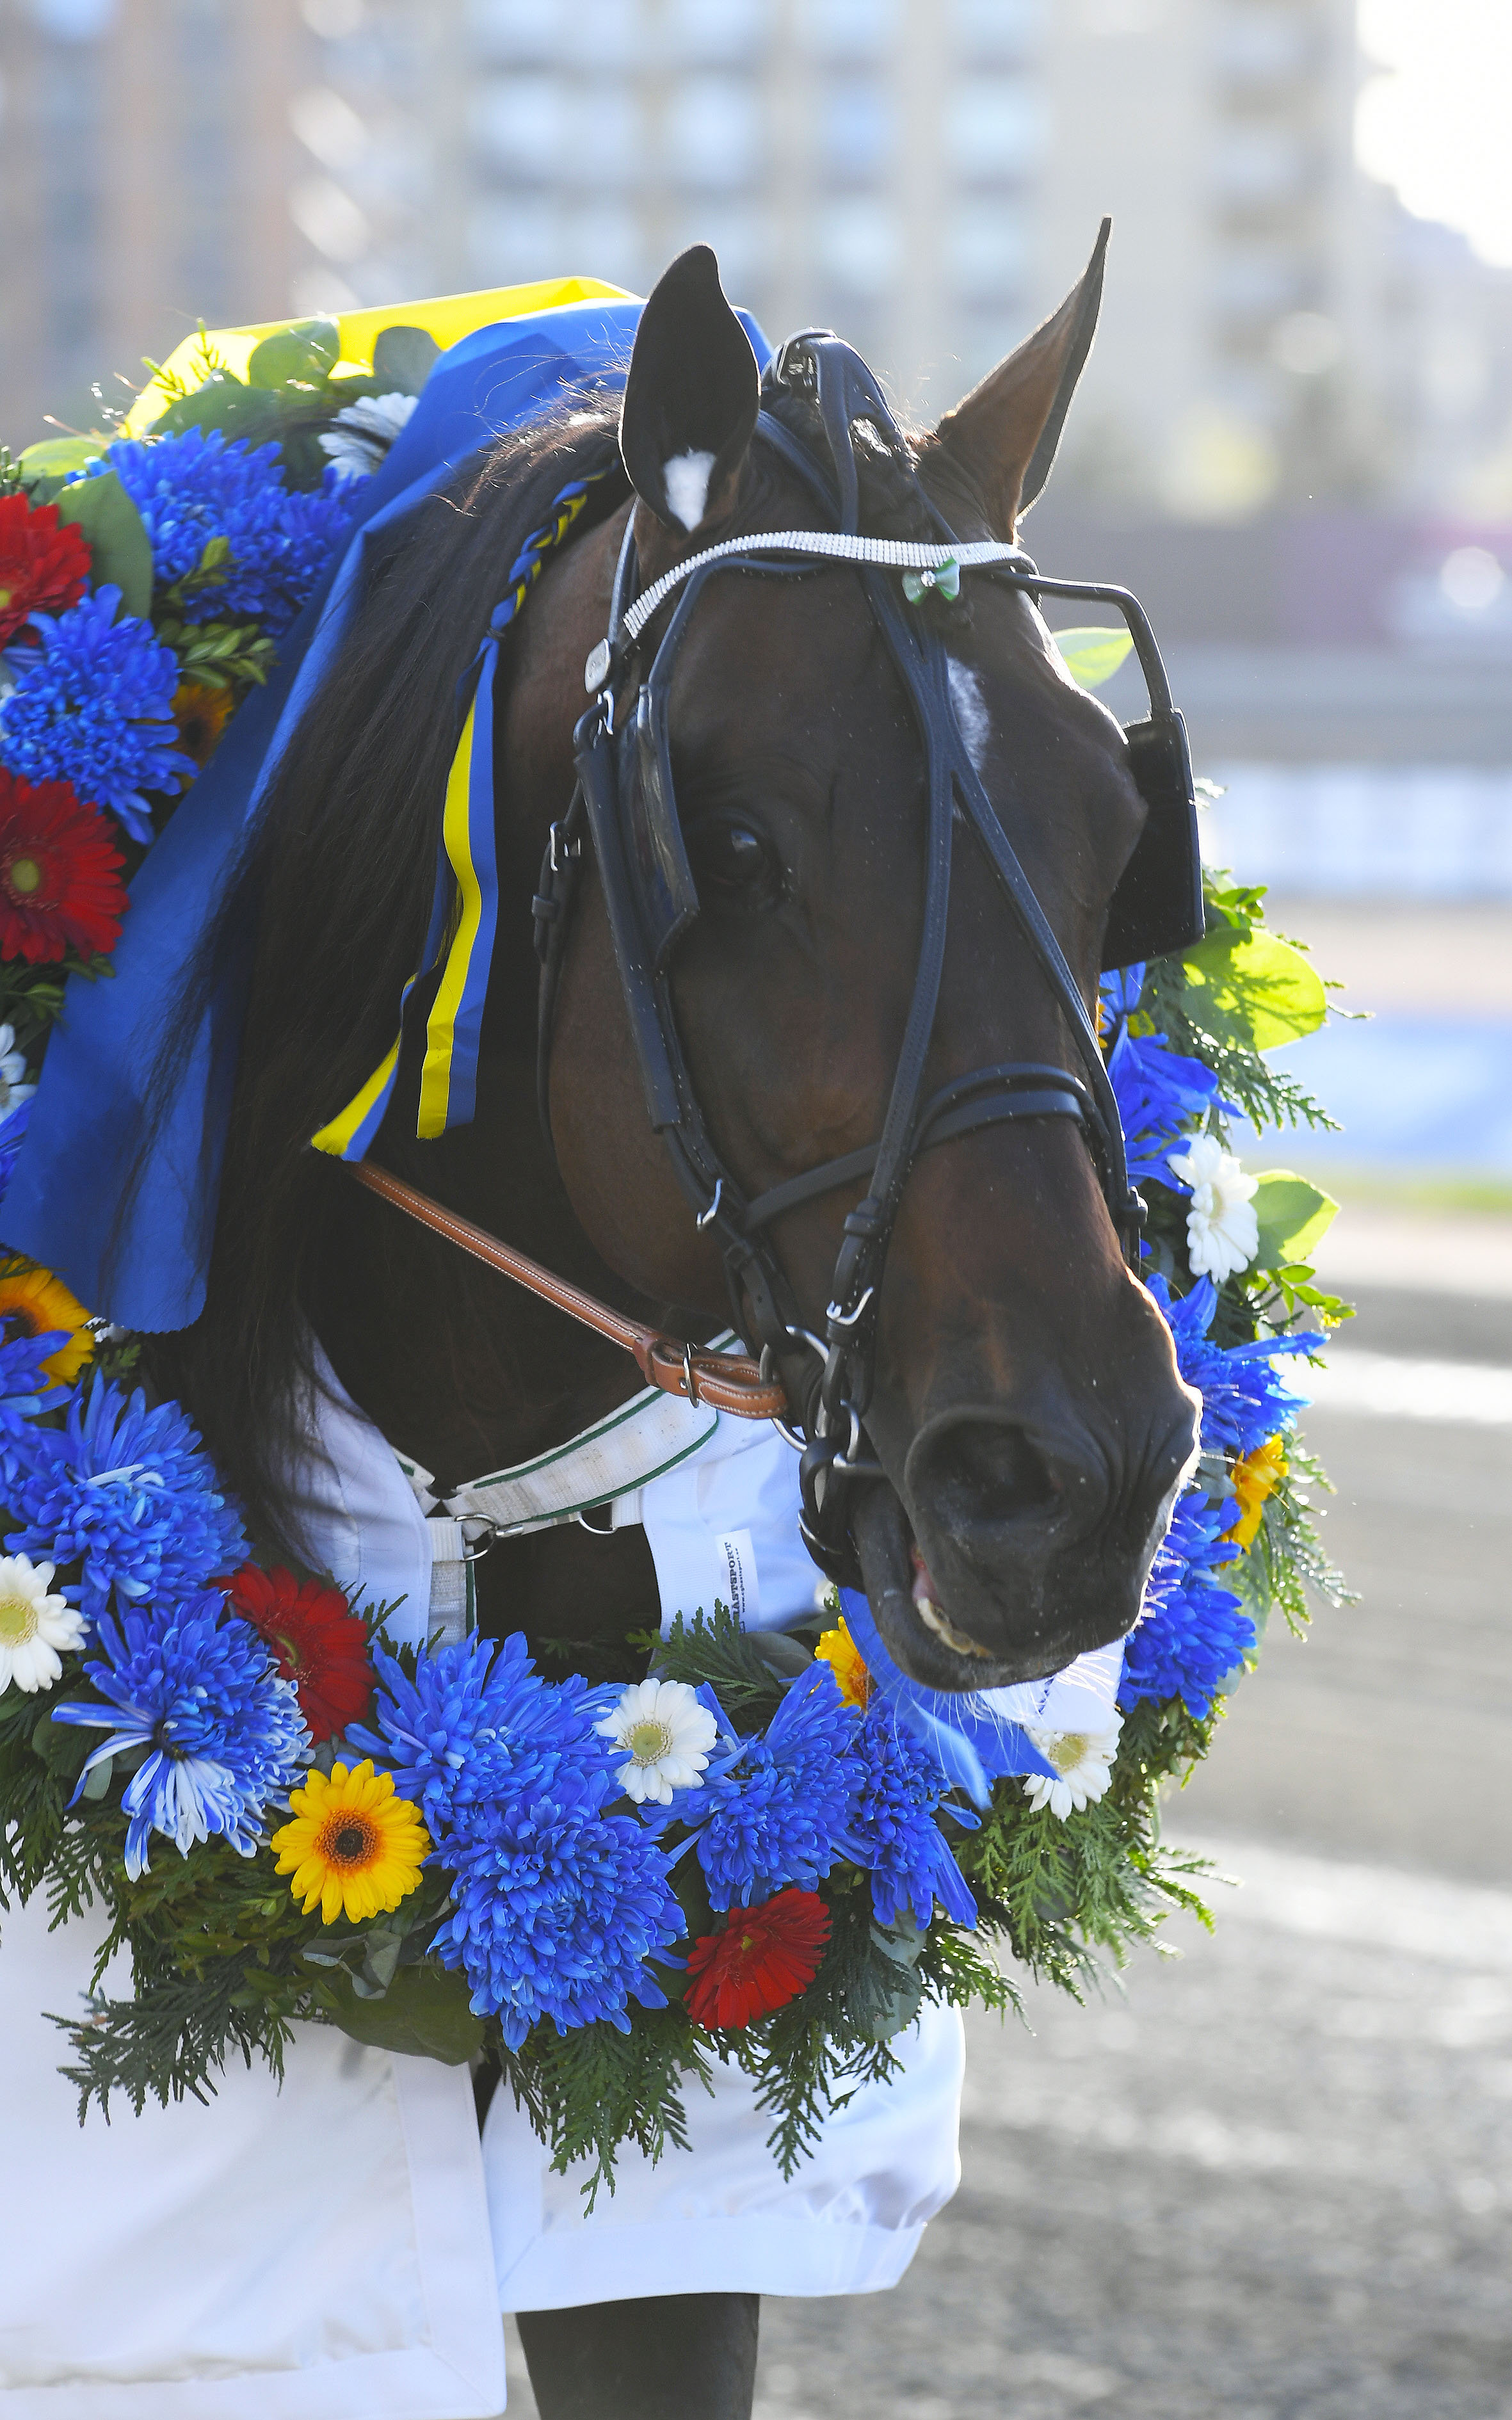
[
  {"xmin": 5, "ymin": 0, "xmax": 1512, "ymax": 526},
  {"xmin": 0, "ymin": 0, "xmax": 309, "ymax": 450}
]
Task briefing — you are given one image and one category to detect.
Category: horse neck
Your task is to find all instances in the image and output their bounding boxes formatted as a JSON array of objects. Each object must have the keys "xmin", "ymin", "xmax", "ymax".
[{"xmin": 307, "ymin": 507, "xmax": 669, "ymax": 1492}]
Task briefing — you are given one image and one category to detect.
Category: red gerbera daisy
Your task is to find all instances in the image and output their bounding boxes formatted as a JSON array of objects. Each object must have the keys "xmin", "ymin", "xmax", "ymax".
[
  {"xmin": 0, "ymin": 494, "xmax": 92, "ymax": 649},
  {"xmin": 223, "ymin": 1563, "xmax": 374, "ymax": 1741},
  {"xmin": 685, "ymin": 1888, "xmax": 832, "ymax": 2031},
  {"xmin": 0, "ymin": 771, "xmax": 127, "ymax": 964}
]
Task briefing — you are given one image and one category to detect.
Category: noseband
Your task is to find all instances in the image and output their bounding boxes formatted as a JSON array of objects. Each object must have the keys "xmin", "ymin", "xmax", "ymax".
[{"xmin": 531, "ymin": 334, "xmax": 1205, "ymax": 1583}]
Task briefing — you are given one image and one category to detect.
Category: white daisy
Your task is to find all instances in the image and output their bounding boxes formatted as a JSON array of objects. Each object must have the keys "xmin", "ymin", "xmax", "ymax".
[
  {"xmin": 0, "ymin": 1024, "xmax": 36, "ymax": 1121},
  {"xmin": 318, "ymin": 391, "xmax": 419, "ymax": 475},
  {"xmin": 1165, "ymin": 1133, "xmax": 1260, "ymax": 1281},
  {"xmin": 595, "ymin": 1676, "xmax": 719, "ymax": 1805},
  {"xmin": 1022, "ymin": 1715, "xmax": 1123, "ymax": 1821},
  {"xmin": 0, "ymin": 1556, "xmax": 86, "ymax": 1696}
]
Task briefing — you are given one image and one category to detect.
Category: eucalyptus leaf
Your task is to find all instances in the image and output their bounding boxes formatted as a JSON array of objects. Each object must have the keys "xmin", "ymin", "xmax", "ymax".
[
  {"xmin": 79, "ymin": 1756, "xmax": 116, "ymax": 1802},
  {"xmin": 1179, "ymin": 928, "xmax": 1327, "ymax": 1053},
  {"xmin": 314, "ymin": 1960, "xmax": 485, "ymax": 2063},
  {"xmin": 52, "ymin": 471, "xmax": 154, "ymax": 620},
  {"xmin": 371, "ymin": 323, "xmax": 440, "ymax": 398},
  {"xmin": 17, "ymin": 435, "xmax": 106, "ymax": 489},
  {"xmin": 149, "ymin": 374, "xmax": 284, "ymax": 447},
  {"xmin": 246, "ymin": 318, "xmax": 341, "ymax": 391},
  {"xmin": 1053, "ymin": 626, "xmax": 1135, "ymax": 690},
  {"xmin": 1251, "ymin": 1171, "xmax": 1338, "ymax": 1270}
]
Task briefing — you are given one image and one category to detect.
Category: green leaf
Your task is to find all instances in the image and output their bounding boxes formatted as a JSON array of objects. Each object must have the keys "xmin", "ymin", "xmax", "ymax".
[
  {"xmin": 246, "ymin": 318, "xmax": 341, "ymax": 391},
  {"xmin": 149, "ymin": 373, "xmax": 284, "ymax": 446},
  {"xmin": 1178, "ymin": 927, "xmax": 1327, "ymax": 1053},
  {"xmin": 311, "ymin": 1959, "xmax": 485, "ymax": 2064},
  {"xmin": 18, "ymin": 435, "xmax": 106, "ymax": 490},
  {"xmin": 1251, "ymin": 1172, "xmax": 1338, "ymax": 1270},
  {"xmin": 52, "ymin": 471, "xmax": 154, "ymax": 619},
  {"xmin": 1054, "ymin": 626, "xmax": 1135, "ymax": 689},
  {"xmin": 371, "ymin": 323, "xmax": 440, "ymax": 396}
]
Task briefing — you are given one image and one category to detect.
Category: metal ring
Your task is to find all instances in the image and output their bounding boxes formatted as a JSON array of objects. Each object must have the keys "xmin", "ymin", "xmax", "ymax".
[
  {"xmin": 695, "ymin": 1177, "xmax": 724, "ymax": 1231},
  {"xmin": 826, "ymin": 1286, "xmax": 876, "ymax": 1332},
  {"xmin": 759, "ymin": 1343, "xmax": 809, "ymax": 1451},
  {"xmin": 575, "ymin": 1504, "xmax": 615, "ymax": 1535},
  {"xmin": 458, "ymin": 1517, "xmax": 501, "ymax": 1563},
  {"xmin": 682, "ymin": 1341, "xmax": 700, "ymax": 1404}
]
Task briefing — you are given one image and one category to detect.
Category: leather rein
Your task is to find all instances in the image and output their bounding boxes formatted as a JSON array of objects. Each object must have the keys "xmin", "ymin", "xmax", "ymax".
[{"xmin": 344, "ymin": 1158, "xmax": 787, "ymax": 1420}]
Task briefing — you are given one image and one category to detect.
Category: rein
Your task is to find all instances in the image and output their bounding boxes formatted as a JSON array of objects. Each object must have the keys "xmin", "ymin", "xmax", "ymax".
[{"xmin": 344, "ymin": 1158, "xmax": 787, "ymax": 1419}]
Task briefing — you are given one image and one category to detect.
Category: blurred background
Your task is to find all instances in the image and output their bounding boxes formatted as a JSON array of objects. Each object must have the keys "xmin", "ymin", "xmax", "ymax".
[{"xmin": 2, "ymin": 1, "xmax": 1508, "ymax": 2412}]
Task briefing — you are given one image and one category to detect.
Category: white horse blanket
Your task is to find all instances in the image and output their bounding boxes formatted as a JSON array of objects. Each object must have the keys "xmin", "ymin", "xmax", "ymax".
[{"xmin": 0, "ymin": 1367, "xmax": 963, "ymax": 2416}]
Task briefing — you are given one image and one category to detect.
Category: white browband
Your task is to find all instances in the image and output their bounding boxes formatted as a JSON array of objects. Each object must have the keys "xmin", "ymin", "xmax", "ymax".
[{"xmin": 612, "ymin": 532, "xmax": 1034, "ymax": 656}]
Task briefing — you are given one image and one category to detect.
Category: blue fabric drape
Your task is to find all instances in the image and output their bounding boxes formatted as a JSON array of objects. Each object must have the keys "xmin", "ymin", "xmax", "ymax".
[{"xmin": 6, "ymin": 298, "xmax": 769, "ymax": 1331}]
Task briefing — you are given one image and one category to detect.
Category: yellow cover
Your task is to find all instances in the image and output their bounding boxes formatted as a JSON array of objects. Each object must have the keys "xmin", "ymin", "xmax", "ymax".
[{"xmin": 125, "ymin": 274, "xmax": 637, "ymax": 435}]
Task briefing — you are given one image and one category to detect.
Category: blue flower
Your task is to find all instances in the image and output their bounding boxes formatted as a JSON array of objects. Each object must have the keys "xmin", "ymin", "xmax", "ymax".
[
  {"xmin": 0, "ymin": 1094, "xmax": 33, "ymax": 1207},
  {"xmin": 88, "ymin": 432, "xmax": 356, "ymax": 637},
  {"xmin": 432, "ymin": 1771, "xmax": 684, "ymax": 2049},
  {"xmin": 1107, "ymin": 1024, "xmax": 1224, "ymax": 1189},
  {"xmin": 5, "ymin": 1378, "xmax": 248, "ymax": 1622},
  {"xmin": 0, "ymin": 1314, "xmax": 70, "ymax": 1481},
  {"xmin": 51, "ymin": 1589, "xmax": 307, "ymax": 1877},
  {"xmin": 1149, "ymin": 1274, "xmax": 1319, "ymax": 1459},
  {"xmin": 684, "ymin": 1664, "xmax": 860, "ymax": 1910},
  {"xmin": 842, "ymin": 1704, "xmax": 977, "ymax": 1930},
  {"xmin": 348, "ymin": 1630, "xmax": 614, "ymax": 1833},
  {"xmin": 1119, "ymin": 1494, "xmax": 1254, "ymax": 1719},
  {"xmin": 0, "ymin": 588, "xmax": 193, "ymax": 843}
]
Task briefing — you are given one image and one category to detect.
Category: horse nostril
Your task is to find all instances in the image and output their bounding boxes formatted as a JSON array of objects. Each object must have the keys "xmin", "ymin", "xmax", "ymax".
[{"xmin": 910, "ymin": 1414, "xmax": 1064, "ymax": 1535}]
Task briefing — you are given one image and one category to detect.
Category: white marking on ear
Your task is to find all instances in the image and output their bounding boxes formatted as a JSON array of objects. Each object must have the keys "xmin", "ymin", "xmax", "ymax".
[
  {"xmin": 947, "ymin": 657, "xmax": 992, "ymax": 774},
  {"xmin": 663, "ymin": 449, "xmax": 717, "ymax": 532}
]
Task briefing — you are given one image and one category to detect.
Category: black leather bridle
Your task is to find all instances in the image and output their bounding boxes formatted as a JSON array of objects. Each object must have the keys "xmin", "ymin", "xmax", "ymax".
[{"xmin": 533, "ymin": 334, "xmax": 1203, "ymax": 1582}]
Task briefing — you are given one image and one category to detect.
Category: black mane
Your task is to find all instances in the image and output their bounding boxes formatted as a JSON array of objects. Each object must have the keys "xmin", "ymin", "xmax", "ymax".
[{"xmin": 143, "ymin": 406, "xmax": 627, "ymax": 1556}]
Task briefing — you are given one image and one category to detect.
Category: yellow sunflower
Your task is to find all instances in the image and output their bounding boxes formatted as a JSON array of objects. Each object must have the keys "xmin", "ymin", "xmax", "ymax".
[
  {"xmin": 814, "ymin": 1617, "xmax": 871, "ymax": 1713},
  {"xmin": 0, "ymin": 1256, "xmax": 93, "ymax": 1384},
  {"xmin": 271, "ymin": 1759, "xmax": 430, "ymax": 1926},
  {"xmin": 1226, "ymin": 1434, "xmax": 1287, "ymax": 1552}
]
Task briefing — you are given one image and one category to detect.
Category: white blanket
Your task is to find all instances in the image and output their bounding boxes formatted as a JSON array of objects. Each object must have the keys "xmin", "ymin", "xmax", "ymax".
[{"xmin": 0, "ymin": 1365, "xmax": 963, "ymax": 2410}]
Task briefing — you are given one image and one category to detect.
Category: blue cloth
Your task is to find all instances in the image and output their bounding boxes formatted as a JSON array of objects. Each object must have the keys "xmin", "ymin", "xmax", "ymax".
[{"xmin": 6, "ymin": 298, "xmax": 771, "ymax": 1330}]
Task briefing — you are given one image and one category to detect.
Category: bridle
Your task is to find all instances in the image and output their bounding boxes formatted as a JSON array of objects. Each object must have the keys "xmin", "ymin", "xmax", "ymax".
[{"xmin": 523, "ymin": 333, "xmax": 1205, "ymax": 1583}]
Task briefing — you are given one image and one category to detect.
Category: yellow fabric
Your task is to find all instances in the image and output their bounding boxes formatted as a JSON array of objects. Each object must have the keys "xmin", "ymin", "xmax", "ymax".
[
  {"xmin": 416, "ymin": 700, "xmax": 482, "ymax": 1140},
  {"xmin": 124, "ymin": 274, "xmax": 636, "ymax": 435},
  {"xmin": 310, "ymin": 1026, "xmax": 406, "ymax": 1160}
]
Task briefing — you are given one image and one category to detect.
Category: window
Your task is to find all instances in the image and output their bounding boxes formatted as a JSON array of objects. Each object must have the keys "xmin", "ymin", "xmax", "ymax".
[
  {"xmin": 948, "ymin": 203, "xmax": 1028, "ymax": 300},
  {"xmin": 819, "ymin": 199, "xmax": 898, "ymax": 298},
  {"xmin": 947, "ymin": 77, "xmax": 1048, "ymax": 180},
  {"xmin": 470, "ymin": 74, "xmax": 565, "ymax": 179},
  {"xmin": 666, "ymin": 76, "xmax": 760, "ymax": 189},
  {"xmin": 820, "ymin": 77, "xmax": 892, "ymax": 180}
]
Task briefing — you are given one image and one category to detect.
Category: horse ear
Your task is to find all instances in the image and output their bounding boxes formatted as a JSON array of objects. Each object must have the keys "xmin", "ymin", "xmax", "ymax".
[
  {"xmin": 931, "ymin": 218, "xmax": 1111, "ymax": 535},
  {"xmin": 620, "ymin": 245, "xmax": 760, "ymax": 536}
]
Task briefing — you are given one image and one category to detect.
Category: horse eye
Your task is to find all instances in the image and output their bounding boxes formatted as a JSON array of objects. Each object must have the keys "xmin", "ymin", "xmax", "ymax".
[{"xmin": 687, "ymin": 818, "xmax": 782, "ymax": 909}]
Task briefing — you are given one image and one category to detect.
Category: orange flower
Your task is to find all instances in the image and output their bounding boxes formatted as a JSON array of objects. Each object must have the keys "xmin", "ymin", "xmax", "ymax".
[
  {"xmin": 1226, "ymin": 1435, "xmax": 1287, "ymax": 1551},
  {"xmin": 0, "ymin": 1257, "xmax": 93, "ymax": 1384},
  {"xmin": 172, "ymin": 680, "xmax": 235, "ymax": 771}
]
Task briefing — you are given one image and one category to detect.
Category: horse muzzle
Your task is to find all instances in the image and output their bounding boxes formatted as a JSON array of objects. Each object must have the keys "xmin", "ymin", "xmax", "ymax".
[{"xmin": 851, "ymin": 1394, "xmax": 1200, "ymax": 1690}]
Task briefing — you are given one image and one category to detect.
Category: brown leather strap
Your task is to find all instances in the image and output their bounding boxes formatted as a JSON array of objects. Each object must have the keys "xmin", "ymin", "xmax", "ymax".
[{"xmin": 344, "ymin": 1159, "xmax": 790, "ymax": 1420}]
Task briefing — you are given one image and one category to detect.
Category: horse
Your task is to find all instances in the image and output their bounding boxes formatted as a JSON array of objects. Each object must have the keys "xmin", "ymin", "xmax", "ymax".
[{"xmin": 146, "ymin": 239, "xmax": 1199, "ymax": 2419}]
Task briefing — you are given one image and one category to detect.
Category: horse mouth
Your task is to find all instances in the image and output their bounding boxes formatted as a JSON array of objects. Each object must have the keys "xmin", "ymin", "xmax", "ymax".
[{"xmin": 851, "ymin": 1480, "xmax": 1074, "ymax": 1692}]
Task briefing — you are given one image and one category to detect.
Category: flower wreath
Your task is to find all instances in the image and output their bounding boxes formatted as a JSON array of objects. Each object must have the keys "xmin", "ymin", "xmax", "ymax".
[{"xmin": 0, "ymin": 305, "xmax": 1351, "ymax": 2199}]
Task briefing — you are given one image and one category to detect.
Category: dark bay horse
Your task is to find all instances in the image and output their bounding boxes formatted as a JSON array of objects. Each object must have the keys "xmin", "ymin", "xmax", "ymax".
[{"xmin": 151, "ymin": 241, "xmax": 1197, "ymax": 2417}]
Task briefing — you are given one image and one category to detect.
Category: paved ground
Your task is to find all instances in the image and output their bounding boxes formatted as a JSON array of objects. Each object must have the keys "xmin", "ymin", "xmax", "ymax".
[{"xmin": 502, "ymin": 910, "xmax": 1512, "ymax": 2416}]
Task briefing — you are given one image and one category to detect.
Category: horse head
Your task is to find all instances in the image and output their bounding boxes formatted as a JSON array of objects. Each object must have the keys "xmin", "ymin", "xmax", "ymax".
[{"xmin": 524, "ymin": 241, "xmax": 1200, "ymax": 1690}]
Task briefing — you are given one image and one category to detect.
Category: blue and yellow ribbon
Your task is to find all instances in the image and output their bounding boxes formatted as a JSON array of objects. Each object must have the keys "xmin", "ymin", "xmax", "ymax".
[{"xmin": 313, "ymin": 471, "xmax": 611, "ymax": 1161}]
